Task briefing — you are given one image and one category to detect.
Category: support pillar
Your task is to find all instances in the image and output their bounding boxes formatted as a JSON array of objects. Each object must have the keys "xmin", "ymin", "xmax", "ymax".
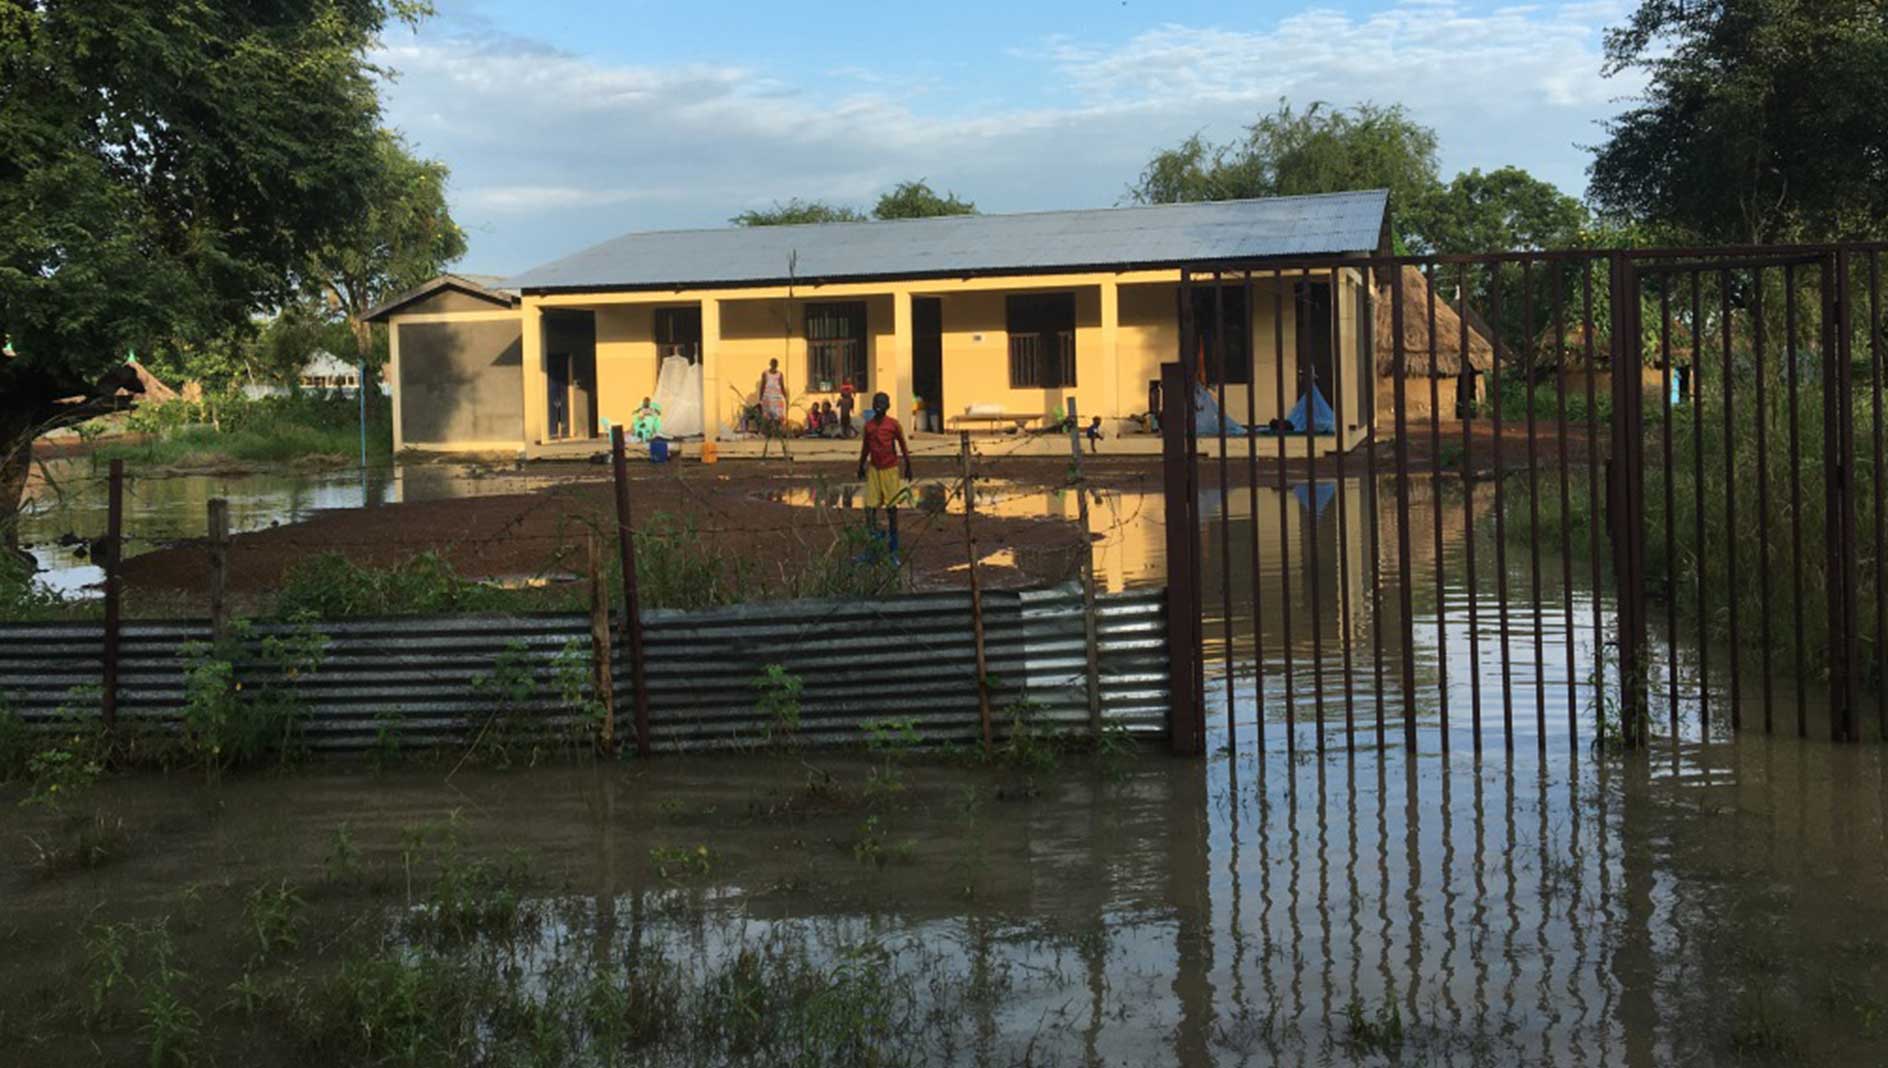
[
  {"xmin": 700, "ymin": 297, "xmax": 721, "ymax": 440},
  {"xmin": 887, "ymin": 291, "xmax": 914, "ymax": 421},
  {"xmin": 1099, "ymin": 280, "xmax": 1120, "ymax": 421},
  {"xmin": 521, "ymin": 300, "xmax": 547, "ymax": 447}
]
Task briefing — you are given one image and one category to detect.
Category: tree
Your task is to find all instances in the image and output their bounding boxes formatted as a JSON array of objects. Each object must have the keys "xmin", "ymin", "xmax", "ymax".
[
  {"xmin": 1129, "ymin": 100, "xmax": 1441, "ymax": 247},
  {"xmin": 299, "ymin": 130, "xmax": 467, "ymax": 407},
  {"xmin": 1589, "ymin": 0, "xmax": 1888, "ymax": 243},
  {"xmin": 0, "ymin": 0, "xmax": 424, "ymax": 548},
  {"xmin": 732, "ymin": 199, "xmax": 869, "ymax": 226},
  {"xmin": 872, "ymin": 180, "xmax": 976, "ymax": 219},
  {"xmin": 1407, "ymin": 167, "xmax": 1589, "ymax": 255}
]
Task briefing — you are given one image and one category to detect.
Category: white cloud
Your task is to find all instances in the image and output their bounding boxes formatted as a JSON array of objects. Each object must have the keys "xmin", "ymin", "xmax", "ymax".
[{"xmin": 374, "ymin": 1, "xmax": 1642, "ymax": 274}]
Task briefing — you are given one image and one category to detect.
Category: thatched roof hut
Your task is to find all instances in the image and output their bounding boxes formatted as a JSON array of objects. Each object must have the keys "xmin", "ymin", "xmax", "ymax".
[
  {"xmin": 114, "ymin": 360, "xmax": 178, "ymax": 403},
  {"xmin": 1373, "ymin": 265, "xmax": 1494, "ymax": 376}
]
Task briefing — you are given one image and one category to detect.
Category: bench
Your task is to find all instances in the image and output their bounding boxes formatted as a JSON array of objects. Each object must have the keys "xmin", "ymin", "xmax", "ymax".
[{"xmin": 949, "ymin": 412, "xmax": 1041, "ymax": 433}]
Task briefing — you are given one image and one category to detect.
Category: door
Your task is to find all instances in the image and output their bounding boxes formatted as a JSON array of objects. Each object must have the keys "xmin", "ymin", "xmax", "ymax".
[
  {"xmin": 547, "ymin": 353, "xmax": 571, "ymax": 439},
  {"xmin": 913, "ymin": 297, "xmax": 943, "ymax": 431}
]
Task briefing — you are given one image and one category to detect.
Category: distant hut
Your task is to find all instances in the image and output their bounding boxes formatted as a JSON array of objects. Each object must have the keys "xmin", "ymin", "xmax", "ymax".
[
  {"xmin": 1532, "ymin": 316, "xmax": 1692, "ymax": 404},
  {"xmin": 1373, "ymin": 265, "xmax": 1494, "ymax": 420},
  {"xmin": 115, "ymin": 360, "xmax": 178, "ymax": 405}
]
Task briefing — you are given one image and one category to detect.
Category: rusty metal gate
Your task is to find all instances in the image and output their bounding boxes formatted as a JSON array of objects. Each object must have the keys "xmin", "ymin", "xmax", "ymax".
[{"xmin": 1163, "ymin": 245, "xmax": 1886, "ymax": 755}]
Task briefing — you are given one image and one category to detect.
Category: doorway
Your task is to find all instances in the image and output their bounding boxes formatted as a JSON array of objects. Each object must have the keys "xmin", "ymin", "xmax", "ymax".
[
  {"xmin": 545, "ymin": 310, "xmax": 598, "ymax": 440},
  {"xmin": 913, "ymin": 297, "xmax": 943, "ymax": 432}
]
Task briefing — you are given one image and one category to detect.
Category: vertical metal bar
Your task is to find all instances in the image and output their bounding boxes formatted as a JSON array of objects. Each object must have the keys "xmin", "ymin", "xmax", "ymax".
[
  {"xmin": 1786, "ymin": 262, "xmax": 1807, "ymax": 737},
  {"xmin": 1490, "ymin": 265, "xmax": 1514, "ymax": 751},
  {"xmin": 1691, "ymin": 271, "xmax": 1708, "ymax": 733},
  {"xmin": 1523, "ymin": 259, "xmax": 1546, "ymax": 753},
  {"xmin": 1660, "ymin": 281, "xmax": 1677, "ymax": 739},
  {"xmin": 1553, "ymin": 267, "xmax": 1576, "ymax": 744},
  {"xmin": 610, "ymin": 426, "xmax": 652, "ymax": 757},
  {"xmin": 1275, "ymin": 274, "xmax": 1297, "ymax": 751},
  {"xmin": 1214, "ymin": 274, "xmax": 1236, "ymax": 750},
  {"xmin": 1609, "ymin": 252, "xmax": 1648, "ymax": 747},
  {"xmin": 1755, "ymin": 274, "xmax": 1776, "ymax": 733},
  {"xmin": 101, "ymin": 458, "xmax": 123, "ymax": 732},
  {"xmin": 1720, "ymin": 268, "xmax": 1742, "ymax": 730},
  {"xmin": 1181, "ymin": 271, "xmax": 1207, "ymax": 748},
  {"xmin": 1392, "ymin": 264, "xmax": 1419, "ymax": 753},
  {"xmin": 1461, "ymin": 264, "xmax": 1484, "ymax": 753},
  {"xmin": 1368, "ymin": 272, "xmax": 1388, "ymax": 743},
  {"xmin": 1330, "ymin": 265, "xmax": 1356, "ymax": 752},
  {"xmin": 1244, "ymin": 271, "xmax": 1266, "ymax": 753},
  {"xmin": 1829, "ymin": 250, "xmax": 1859, "ymax": 742},
  {"xmin": 1584, "ymin": 261, "xmax": 1604, "ymax": 734},
  {"xmin": 1873, "ymin": 251, "xmax": 1886, "ymax": 739},
  {"xmin": 1427, "ymin": 264, "xmax": 1449, "ymax": 751},
  {"xmin": 1160, "ymin": 367, "xmax": 1203, "ymax": 755},
  {"xmin": 1303, "ymin": 273, "xmax": 1327, "ymax": 751}
]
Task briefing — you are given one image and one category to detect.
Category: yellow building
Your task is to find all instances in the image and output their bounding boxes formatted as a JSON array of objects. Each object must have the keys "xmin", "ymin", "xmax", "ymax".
[{"xmin": 366, "ymin": 192, "xmax": 1390, "ymax": 456}]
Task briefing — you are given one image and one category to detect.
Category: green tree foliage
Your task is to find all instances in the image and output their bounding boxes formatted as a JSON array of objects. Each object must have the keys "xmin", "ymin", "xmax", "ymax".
[
  {"xmin": 1129, "ymin": 101, "xmax": 1441, "ymax": 248},
  {"xmin": 1589, "ymin": 0, "xmax": 1888, "ymax": 243},
  {"xmin": 734, "ymin": 181, "xmax": 978, "ymax": 226},
  {"xmin": 872, "ymin": 180, "xmax": 976, "ymax": 219},
  {"xmin": 1407, "ymin": 167, "xmax": 1590, "ymax": 254},
  {"xmin": 732, "ymin": 198, "xmax": 869, "ymax": 226},
  {"xmin": 299, "ymin": 129, "xmax": 467, "ymax": 400},
  {"xmin": 0, "ymin": 0, "xmax": 427, "ymax": 547}
]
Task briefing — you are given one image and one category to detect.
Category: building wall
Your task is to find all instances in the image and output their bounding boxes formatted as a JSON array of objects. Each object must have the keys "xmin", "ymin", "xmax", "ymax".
[
  {"xmin": 394, "ymin": 319, "xmax": 524, "ymax": 447},
  {"xmin": 498, "ymin": 265, "xmax": 1375, "ymax": 447}
]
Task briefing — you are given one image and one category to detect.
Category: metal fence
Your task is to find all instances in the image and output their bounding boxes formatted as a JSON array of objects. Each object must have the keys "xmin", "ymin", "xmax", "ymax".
[
  {"xmin": 1165, "ymin": 244, "xmax": 1888, "ymax": 755},
  {"xmin": 0, "ymin": 582, "xmax": 1168, "ymax": 753}
]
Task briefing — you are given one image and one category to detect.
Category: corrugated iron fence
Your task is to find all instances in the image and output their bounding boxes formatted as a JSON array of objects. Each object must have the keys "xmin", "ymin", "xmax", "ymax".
[{"xmin": 0, "ymin": 583, "xmax": 1168, "ymax": 753}]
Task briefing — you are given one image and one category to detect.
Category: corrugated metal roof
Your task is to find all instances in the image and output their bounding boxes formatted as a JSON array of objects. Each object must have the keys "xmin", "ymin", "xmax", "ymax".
[{"xmin": 503, "ymin": 191, "xmax": 1389, "ymax": 294}]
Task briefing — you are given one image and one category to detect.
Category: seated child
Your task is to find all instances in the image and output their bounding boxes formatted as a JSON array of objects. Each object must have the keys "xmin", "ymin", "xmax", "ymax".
[
  {"xmin": 631, "ymin": 398, "xmax": 662, "ymax": 442},
  {"xmin": 1085, "ymin": 415, "xmax": 1103, "ymax": 454}
]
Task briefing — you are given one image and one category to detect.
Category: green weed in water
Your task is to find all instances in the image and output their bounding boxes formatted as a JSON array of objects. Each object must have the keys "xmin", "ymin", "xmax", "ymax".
[
  {"xmin": 242, "ymin": 881, "xmax": 304, "ymax": 963},
  {"xmin": 1343, "ymin": 996, "xmax": 1406, "ymax": 1056}
]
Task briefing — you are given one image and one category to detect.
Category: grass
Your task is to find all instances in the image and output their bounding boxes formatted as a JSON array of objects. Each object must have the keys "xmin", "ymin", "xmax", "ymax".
[{"xmin": 100, "ymin": 392, "xmax": 392, "ymax": 469}]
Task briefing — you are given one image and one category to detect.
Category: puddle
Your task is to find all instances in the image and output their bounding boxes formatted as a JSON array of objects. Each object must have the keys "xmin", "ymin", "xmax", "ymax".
[{"xmin": 15, "ymin": 459, "xmax": 606, "ymax": 596}]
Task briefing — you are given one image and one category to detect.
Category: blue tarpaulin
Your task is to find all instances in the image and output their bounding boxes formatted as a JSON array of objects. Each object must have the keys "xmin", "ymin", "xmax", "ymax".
[
  {"xmin": 1292, "ymin": 480, "xmax": 1337, "ymax": 519},
  {"xmin": 1285, "ymin": 384, "xmax": 1336, "ymax": 434},
  {"xmin": 1192, "ymin": 382, "xmax": 1247, "ymax": 436}
]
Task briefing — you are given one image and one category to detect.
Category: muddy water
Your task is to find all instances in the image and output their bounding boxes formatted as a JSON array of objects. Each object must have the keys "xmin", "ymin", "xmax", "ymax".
[
  {"xmin": 16, "ymin": 459, "xmax": 607, "ymax": 594},
  {"xmin": 7, "ymin": 733, "xmax": 1888, "ymax": 1065}
]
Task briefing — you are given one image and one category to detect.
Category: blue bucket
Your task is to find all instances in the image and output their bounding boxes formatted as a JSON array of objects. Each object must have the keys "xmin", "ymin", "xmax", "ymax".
[{"xmin": 649, "ymin": 439, "xmax": 670, "ymax": 463}]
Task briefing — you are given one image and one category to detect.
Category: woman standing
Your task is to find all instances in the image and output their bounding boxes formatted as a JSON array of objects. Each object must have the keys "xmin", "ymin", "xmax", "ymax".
[{"xmin": 759, "ymin": 358, "xmax": 788, "ymax": 430}]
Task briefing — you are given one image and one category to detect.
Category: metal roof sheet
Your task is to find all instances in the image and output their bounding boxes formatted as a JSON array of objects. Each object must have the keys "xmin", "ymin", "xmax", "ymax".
[{"xmin": 503, "ymin": 190, "xmax": 1388, "ymax": 293}]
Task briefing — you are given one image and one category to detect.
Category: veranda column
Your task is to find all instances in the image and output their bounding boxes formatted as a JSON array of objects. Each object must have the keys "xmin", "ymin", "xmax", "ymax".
[
  {"xmin": 889, "ymin": 290, "xmax": 914, "ymax": 422},
  {"xmin": 700, "ymin": 297, "xmax": 721, "ymax": 441},
  {"xmin": 521, "ymin": 299, "xmax": 547, "ymax": 448},
  {"xmin": 1099, "ymin": 279, "xmax": 1120, "ymax": 422}
]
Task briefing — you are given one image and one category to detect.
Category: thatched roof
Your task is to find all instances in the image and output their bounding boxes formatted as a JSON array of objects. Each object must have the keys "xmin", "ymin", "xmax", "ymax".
[
  {"xmin": 1373, "ymin": 265, "xmax": 1494, "ymax": 376},
  {"xmin": 1534, "ymin": 322, "xmax": 1697, "ymax": 370},
  {"xmin": 115, "ymin": 361, "xmax": 178, "ymax": 403}
]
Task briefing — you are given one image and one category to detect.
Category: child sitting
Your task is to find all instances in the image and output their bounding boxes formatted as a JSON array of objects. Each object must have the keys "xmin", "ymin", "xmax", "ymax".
[
  {"xmin": 1085, "ymin": 415, "xmax": 1103, "ymax": 454},
  {"xmin": 631, "ymin": 398, "xmax": 662, "ymax": 442},
  {"xmin": 804, "ymin": 403, "xmax": 824, "ymax": 437}
]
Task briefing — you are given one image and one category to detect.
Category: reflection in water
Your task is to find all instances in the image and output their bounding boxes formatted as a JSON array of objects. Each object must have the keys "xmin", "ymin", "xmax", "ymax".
[
  {"xmin": 17, "ymin": 459, "xmax": 606, "ymax": 594},
  {"xmin": 11, "ymin": 717, "xmax": 1888, "ymax": 1061}
]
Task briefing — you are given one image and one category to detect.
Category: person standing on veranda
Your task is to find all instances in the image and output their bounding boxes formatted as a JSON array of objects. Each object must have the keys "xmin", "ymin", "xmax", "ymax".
[
  {"xmin": 759, "ymin": 359, "xmax": 788, "ymax": 432},
  {"xmin": 857, "ymin": 391, "xmax": 913, "ymax": 555}
]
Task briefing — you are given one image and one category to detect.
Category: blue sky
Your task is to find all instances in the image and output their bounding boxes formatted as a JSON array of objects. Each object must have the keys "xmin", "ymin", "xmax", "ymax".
[{"xmin": 377, "ymin": 0, "xmax": 1642, "ymax": 275}]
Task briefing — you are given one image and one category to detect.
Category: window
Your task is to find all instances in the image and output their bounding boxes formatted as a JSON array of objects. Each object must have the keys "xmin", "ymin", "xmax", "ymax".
[
  {"xmin": 1006, "ymin": 293, "xmax": 1077, "ymax": 389},
  {"xmin": 654, "ymin": 306, "xmax": 702, "ymax": 363},
  {"xmin": 1186, "ymin": 285, "xmax": 1250, "ymax": 385},
  {"xmin": 805, "ymin": 302, "xmax": 867, "ymax": 391}
]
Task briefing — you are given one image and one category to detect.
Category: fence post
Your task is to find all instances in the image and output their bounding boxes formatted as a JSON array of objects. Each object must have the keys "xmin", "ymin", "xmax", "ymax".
[
  {"xmin": 101, "ymin": 459, "xmax": 123, "ymax": 732},
  {"xmin": 610, "ymin": 426, "xmax": 651, "ymax": 757},
  {"xmin": 207, "ymin": 498, "xmax": 229, "ymax": 642},
  {"xmin": 960, "ymin": 431, "xmax": 994, "ymax": 754},
  {"xmin": 587, "ymin": 528, "xmax": 617, "ymax": 754},
  {"xmin": 1607, "ymin": 252, "xmax": 1649, "ymax": 747},
  {"xmin": 1160, "ymin": 361, "xmax": 1204, "ymax": 755},
  {"xmin": 1063, "ymin": 395, "xmax": 1105, "ymax": 738}
]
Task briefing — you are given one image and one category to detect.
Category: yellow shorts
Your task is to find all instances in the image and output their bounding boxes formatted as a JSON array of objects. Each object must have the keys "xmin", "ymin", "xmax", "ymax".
[{"xmin": 864, "ymin": 465, "xmax": 906, "ymax": 508}]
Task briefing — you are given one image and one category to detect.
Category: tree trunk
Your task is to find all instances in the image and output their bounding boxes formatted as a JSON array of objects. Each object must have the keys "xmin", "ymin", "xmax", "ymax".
[{"xmin": 1, "ymin": 417, "xmax": 36, "ymax": 555}]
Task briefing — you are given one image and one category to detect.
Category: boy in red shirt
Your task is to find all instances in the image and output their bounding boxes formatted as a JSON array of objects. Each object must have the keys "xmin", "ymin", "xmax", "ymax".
[{"xmin": 856, "ymin": 390, "xmax": 913, "ymax": 554}]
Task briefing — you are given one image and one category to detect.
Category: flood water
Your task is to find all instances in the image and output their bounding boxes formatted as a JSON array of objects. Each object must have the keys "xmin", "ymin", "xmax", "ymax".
[{"xmin": 11, "ymin": 462, "xmax": 1883, "ymax": 1063}]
